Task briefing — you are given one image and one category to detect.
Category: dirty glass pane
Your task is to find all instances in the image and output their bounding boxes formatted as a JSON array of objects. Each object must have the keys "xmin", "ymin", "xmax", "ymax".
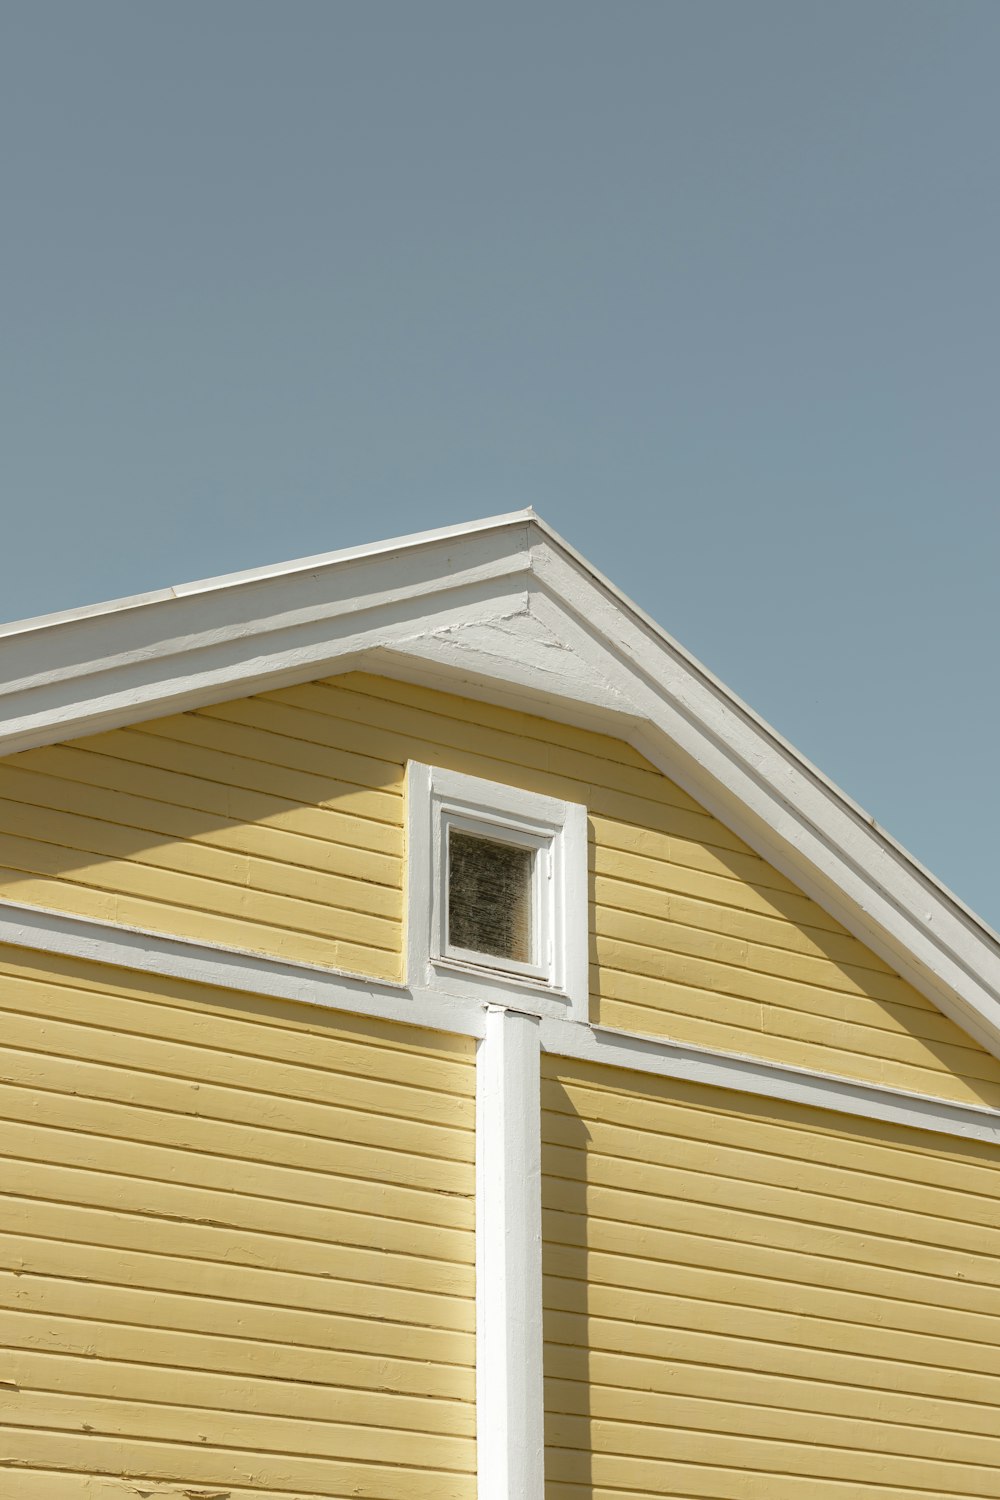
[{"xmin": 448, "ymin": 830, "xmax": 533, "ymax": 962}]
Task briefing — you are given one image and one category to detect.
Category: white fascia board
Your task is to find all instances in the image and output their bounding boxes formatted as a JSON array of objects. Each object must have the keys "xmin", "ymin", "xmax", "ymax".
[
  {"xmin": 2, "ymin": 898, "xmax": 999, "ymax": 1146},
  {"xmin": 0, "ymin": 510, "xmax": 538, "ymax": 639},
  {"xmin": 525, "ymin": 546, "xmax": 1000, "ymax": 1063},
  {"xmin": 0, "ymin": 540, "xmax": 536, "ymax": 755}
]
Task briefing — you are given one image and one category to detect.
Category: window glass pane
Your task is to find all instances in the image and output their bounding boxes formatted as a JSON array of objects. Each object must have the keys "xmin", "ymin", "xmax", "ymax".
[{"xmin": 448, "ymin": 830, "xmax": 533, "ymax": 962}]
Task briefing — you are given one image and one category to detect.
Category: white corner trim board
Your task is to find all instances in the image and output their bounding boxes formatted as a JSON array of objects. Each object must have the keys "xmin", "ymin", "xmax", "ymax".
[
  {"xmin": 1, "ymin": 510, "xmax": 998, "ymax": 1069},
  {"xmin": 476, "ymin": 1006, "xmax": 545, "ymax": 1500},
  {"xmin": 2, "ymin": 897, "xmax": 999, "ymax": 1146}
]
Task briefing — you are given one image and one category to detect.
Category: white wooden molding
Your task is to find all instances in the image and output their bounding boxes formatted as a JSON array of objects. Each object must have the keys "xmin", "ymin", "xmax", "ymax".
[
  {"xmin": 0, "ymin": 897, "xmax": 484, "ymax": 1040},
  {"xmin": 539, "ymin": 1015, "xmax": 1000, "ymax": 1146},
  {"xmin": 476, "ymin": 1006, "xmax": 545, "ymax": 1500},
  {"xmin": 2, "ymin": 897, "xmax": 998, "ymax": 1145},
  {"xmin": 406, "ymin": 761, "xmax": 589, "ymax": 1020}
]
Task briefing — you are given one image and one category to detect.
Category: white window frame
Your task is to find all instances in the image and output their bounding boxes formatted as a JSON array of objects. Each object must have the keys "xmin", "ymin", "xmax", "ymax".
[{"xmin": 407, "ymin": 762, "xmax": 588, "ymax": 1020}]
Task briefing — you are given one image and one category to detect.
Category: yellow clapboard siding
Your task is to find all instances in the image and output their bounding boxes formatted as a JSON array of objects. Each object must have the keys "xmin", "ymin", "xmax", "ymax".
[
  {"xmin": 0, "ymin": 1081, "xmax": 471, "ymax": 1198},
  {"xmin": 0, "ymin": 861, "xmax": 400, "ymax": 975},
  {"xmin": 545, "ymin": 1235, "xmax": 1000, "ymax": 1331},
  {"xmin": 542, "ymin": 1055, "xmax": 1000, "ymax": 1497},
  {"xmin": 0, "ymin": 946, "xmax": 472, "ymax": 1072},
  {"xmin": 544, "ymin": 1138, "xmax": 1000, "ymax": 1264},
  {"xmin": 545, "ymin": 1480, "xmax": 975, "ymax": 1500},
  {"xmin": 5, "ymin": 1347, "xmax": 475, "ymax": 1434},
  {"xmin": 542, "ymin": 1174, "xmax": 1000, "ymax": 1285},
  {"xmin": 0, "ymin": 1046, "xmax": 473, "ymax": 1163},
  {"xmin": 0, "ymin": 1385, "xmax": 475, "ymax": 1470},
  {"xmin": 544, "ymin": 1433, "xmax": 1000, "ymax": 1499},
  {"xmin": 543, "ymin": 1068, "xmax": 1000, "ymax": 1201},
  {"xmin": 0, "ymin": 1476, "xmax": 269, "ymax": 1500},
  {"xmin": 0, "ymin": 752, "xmax": 402, "ymax": 884},
  {"xmin": 548, "ymin": 1398, "xmax": 1000, "ymax": 1482},
  {"xmin": 0, "ymin": 1232, "xmax": 474, "ymax": 1333},
  {"xmin": 595, "ymin": 900, "xmax": 928, "ymax": 1007},
  {"xmin": 594, "ymin": 948, "xmax": 981, "ymax": 1054},
  {"xmin": 0, "ymin": 787, "xmax": 400, "ymax": 929},
  {"xmin": 2, "ymin": 669, "xmax": 1000, "ymax": 1100},
  {"xmin": 134, "ymin": 711, "xmax": 404, "ymax": 811},
  {"xmin": 208, "ymin": 687, "xmax": 753, "ymax": 855},
  {"xmin": 0, "ymin": 1429, "xmax": 472, "ymax": 1500},
  {"xmin": 545, "ymin": 1364, "xmax": 1000, "ymax": 1441},
  {"xmin": 546, "ymin": 1401, "xmax": 1000, "ymax": 1479},
  {"xmin": 0, "ymin": 1307, "xmax": 471, "ymax": 1401},
  {"xmin": 590, "ymin": 812, "xmax": 807, "ymax": 898},
  {"xmin": 0, "ymin": 823, "xmax": 397, "ymax": 949},
  {"xmin": 0, "ymin": 1202, "xmax": 471, "ymax": 1305},
  {"xmin": 336, "ymin": 668, "xmax": 656, "ymax": 769},
  {"xmin": 543, "ymin": 1096, "xmax": 1000, "ymax": 1223},
  {"xmin": 596, "ymin": 990, "xmax": 1000, "ymax": 1108},
  {"xmin": 278, "ymin": 678, "xmax": 705, "ymax": 815},
  {"xmin": 0, "ymin": 957, "xmax": 472, "ymax": 1109},
  {"xmin": 544, "ymin": 1288, "xmax": 1000, "ymax": 1379},
  {"xmin": 0, "ymin": 951, "xmax": 476, "ymax": 1495},
  {"xmin": 24, "ymin": 732, "xmax": 403, "ymax": 853},
  {"xmin": 593, "ymin": 867, "xmax": 894, "ymax": 971},
  {"xmin": 2, "ymin": 1146, "xmax": 473, "ymax": 1267},
  {"xmin": 0, "ymin": 1007, "xmax": 470, "ymax": 1132},
  {"xmin": 1, "ymin": 1117, "xmax": 473, "ymax": 1233}
]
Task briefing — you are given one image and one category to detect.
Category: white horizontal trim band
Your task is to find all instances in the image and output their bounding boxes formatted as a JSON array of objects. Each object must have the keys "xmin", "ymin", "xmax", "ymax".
[
  {"xmin": 540, "ymin": 1016, "xmax": 1000, "ymax": 1145},
  {"xmin": 1, "ymin": 898, "xmax": 997, "ymax": 1144},
  {"xmin": 0, "ymin": 898, "xmax": 484, "ymax": 1040}
]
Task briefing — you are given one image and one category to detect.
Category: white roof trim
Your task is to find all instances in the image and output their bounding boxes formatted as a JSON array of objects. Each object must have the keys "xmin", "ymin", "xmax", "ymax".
[{"xmin": 2, "ymin": 509, "xmax": 999, "ymax": 1063}]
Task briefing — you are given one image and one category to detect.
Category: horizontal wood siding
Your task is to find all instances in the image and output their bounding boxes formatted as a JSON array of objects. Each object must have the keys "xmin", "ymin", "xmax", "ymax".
[
  {"xmin": 542, "ymin": 1053, "xmax": 1000, "ymax": 1499},
  {"xmin": 0, "ymin": 944, "xmax": 475, "ymax": 1499},
  {"xmin": 1, "ymin": 670, "xmax": 998, "ymax": 1103}
]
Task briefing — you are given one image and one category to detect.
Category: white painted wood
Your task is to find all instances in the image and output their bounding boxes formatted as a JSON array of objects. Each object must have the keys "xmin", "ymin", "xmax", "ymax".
[
  {"xmin": 2, "ymin": 897, "xmax": 998, "ymax": 1144},
  {"xmin": 540, "ymin": 1015, "xmax": 1000, "ymax": 1146},
  {"xmin": 476, "ymin": 1005, "xmax": 545, "ymax": 1500},
  {"xmin": 0, "ymin": 897, "xmax": 484, "ymax": 1039},
  {"xmin": 407, "ymin": 762, "xmax": 589, "ymax": 1021}
]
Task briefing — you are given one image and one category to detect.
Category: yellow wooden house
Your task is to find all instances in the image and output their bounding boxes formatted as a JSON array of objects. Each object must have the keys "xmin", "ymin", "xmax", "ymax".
[{"xmin": 1, "ymin": 510, "xmax": 998, "ymax": 1499}]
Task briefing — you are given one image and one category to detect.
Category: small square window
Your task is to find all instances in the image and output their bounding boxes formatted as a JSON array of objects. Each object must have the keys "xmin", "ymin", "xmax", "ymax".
[
  {"xmin": 406, "ymin": 762, "xmax": 588, "ymax": 1018},
  {"xmin": 448, "ymin": 830, "xmax": 533, "ymax": 963}
]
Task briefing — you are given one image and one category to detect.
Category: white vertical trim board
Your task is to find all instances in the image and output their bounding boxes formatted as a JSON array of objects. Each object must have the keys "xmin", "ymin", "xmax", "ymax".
[{"xmin": 476, "ymin": 1006, "xmax": 545, "ymax": 1500}]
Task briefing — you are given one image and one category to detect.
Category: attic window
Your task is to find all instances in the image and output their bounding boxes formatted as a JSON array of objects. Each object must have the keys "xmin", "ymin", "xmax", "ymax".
[
  {"xmin": 448, "ymin": 830, "xmax": 533, "ymax": 963},
  {"xmin": 406, "ymin": 762, "xmax": 588, "ymax": 1017}
]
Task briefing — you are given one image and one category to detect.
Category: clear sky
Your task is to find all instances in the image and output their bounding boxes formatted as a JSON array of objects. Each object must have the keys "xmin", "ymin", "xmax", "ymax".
[{"xmin": 2, "ymin": 2, "xmax": 998, "ymax": 929}]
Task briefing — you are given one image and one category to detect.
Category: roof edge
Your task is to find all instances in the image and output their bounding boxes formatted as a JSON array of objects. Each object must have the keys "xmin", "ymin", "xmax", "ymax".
[
  {"xmin": 527, "ymin": 515, "xmax": 1000, "ymax": 955},
  {"xmin": 0, "ymin": 508, "xmax": 539, "ymax": 641}
]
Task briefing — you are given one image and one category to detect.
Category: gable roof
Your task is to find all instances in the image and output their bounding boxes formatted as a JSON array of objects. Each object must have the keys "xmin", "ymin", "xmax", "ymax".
[{"xmin": 3, "ymin": 508, "xmax": 999, "ymax": 1061}]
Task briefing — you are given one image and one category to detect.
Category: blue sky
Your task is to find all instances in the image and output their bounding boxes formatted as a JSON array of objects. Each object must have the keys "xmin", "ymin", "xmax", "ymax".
[{"xmin": 2, "ymin": 2, "xmax": 998, "ymax": 927}]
